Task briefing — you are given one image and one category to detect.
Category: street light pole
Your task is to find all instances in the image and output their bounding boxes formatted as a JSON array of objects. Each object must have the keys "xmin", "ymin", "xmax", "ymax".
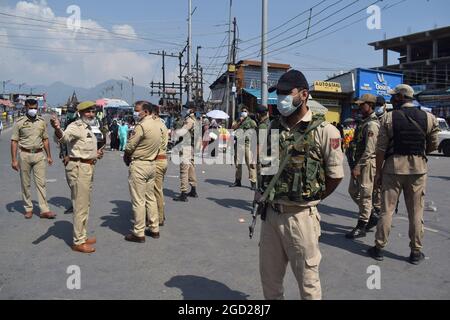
[{"xmin": 187, "ymin": 0, "xmax": 192, "ymax": 104}]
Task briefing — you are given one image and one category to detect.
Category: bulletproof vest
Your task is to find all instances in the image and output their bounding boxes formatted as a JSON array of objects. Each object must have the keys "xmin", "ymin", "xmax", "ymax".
[
  {"xmin": 354, "ymin": 113, "xmax": 379, "ymax": 163},
  {"xmin": 392, "ymin": 108, "xmax": 427, "ymax": 156},
  {"xmin": 269, "ymin": 114, "xmax": 326, "ymax": 202}
]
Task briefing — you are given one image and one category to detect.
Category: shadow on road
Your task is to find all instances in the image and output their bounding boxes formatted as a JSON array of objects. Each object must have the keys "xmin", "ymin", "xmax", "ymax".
[
  {"xmin": 32, "ymin": 221, "xmax": 72, "ymax": 247},
  {"xmin": 429, "ymin": 175, "xmax": 450, "ymax": 181},
  {"xmin": 204, "ymin": 179, "xmax": 231, "ymax": 187},
  {"xmin": 165, "ymin": 275, "xmax": 249, "ymax": 300},
  {"xmin": 163, "ymin": 188, "xmax": 177, "ymax": 199},
  {"xmin": 6, "ymin": 200, "xmax": 38, "ymax": 217},
  {"xmin": 318, "ymin": 204, "xmax": 356, "ymax": 219},
  {"xmin": 100, "ymin": 200, "xmax": 133, "ymax": 236},
  {"xmin": 48, "ymin": 196, "xmax": 72, "ymax": 212},
  {"xmin": 206, "ymin": 197, "xmax": 253, "ymax": 211},
  {"xmin": 320, "ymin": 221, "xmax": 407, "ymax": 262}
]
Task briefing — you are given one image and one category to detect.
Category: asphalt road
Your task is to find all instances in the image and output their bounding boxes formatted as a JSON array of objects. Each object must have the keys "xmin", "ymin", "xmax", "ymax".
[{"xmin": 0, "ymin": 122, "xmax": 449, "ymax": 300}]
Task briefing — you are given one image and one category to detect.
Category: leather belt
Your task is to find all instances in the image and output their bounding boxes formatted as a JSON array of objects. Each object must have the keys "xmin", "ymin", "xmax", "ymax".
[
  {"xmin": 156, "ymin": 154, "xmax": 167, "ymax": 160},
  {"xmin": 69, "ymin": 158, "xmax": 97, "ymax": 165},
  {"xmin": 20, "ymin": 147, "xmax": 43, "ymax": 154}
]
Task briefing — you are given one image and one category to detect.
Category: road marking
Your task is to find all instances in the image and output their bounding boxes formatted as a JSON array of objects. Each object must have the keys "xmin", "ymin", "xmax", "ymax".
[
  {"xmin": 46, "ymin": 179, "xmax": 57, "ymax": 183},
  {"xmin": 166, "ymin": 175, "xmax": 179, "ymax": 178}
]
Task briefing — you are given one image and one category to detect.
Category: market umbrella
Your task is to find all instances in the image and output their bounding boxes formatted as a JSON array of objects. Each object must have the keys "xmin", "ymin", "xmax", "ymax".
[{"xmin": 206, "ymin": 110, "xmax": 230, "ymax": 120}]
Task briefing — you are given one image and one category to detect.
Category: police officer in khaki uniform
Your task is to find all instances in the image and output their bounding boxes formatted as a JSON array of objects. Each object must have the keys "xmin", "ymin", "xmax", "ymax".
[
  {"xmin": 346, "ymin": 94, "xmax": 380, "ymax": 239},
  {"xmin": 124, "ymin": 101, "xmax": 162, "ymax": 243},
  {"xmin": 368, "ymin": 84, "xmax": 440, "ymax": 264},
  {"xmin": 230, "ymin": 106, "xmax": 258, "ymax": 190},
  {"xmin": 11, "ymin": 99, "xmax": 55, "ymax": 219},
  {"xmin": 51, "ymin": 101, "xmax": 104, "ymax": 253},
  {"xmin": 258, "ymin": 70, "xmax": 344, "ymax": 300},
  {"xmin": 143, "ymin": 103, "xmax": 168, "ymax": 227},
  {"xmin": 173, "ymin": 103, "xmax": 198, "ymax": 202}
]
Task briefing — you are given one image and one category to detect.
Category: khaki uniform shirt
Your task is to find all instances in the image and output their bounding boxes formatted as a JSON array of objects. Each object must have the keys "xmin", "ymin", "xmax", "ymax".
[
  {"xmin": 59, "ymin": 119, "xmax": 98, "ymax": 160},
  {"xmin": 159, "ymin": 119, "xmax": 169, "ymax": 154},
  {"xmin": 355, "ymin": 112, "xmax": 380, "ymax": 169},
  {"xmin": 125, "ymin": 115, "xmax": 162, "ymax": 161},
  {"xmin": 11, "ymin": 115, "xmax": 49, "ymax": 149},
  {"xmin": 274, "ymin": 109, "xmax": 345, "ymax": 208},
  {"xmin": 377, "ymin": 103, "xmax": 440, "ymax": 175}
]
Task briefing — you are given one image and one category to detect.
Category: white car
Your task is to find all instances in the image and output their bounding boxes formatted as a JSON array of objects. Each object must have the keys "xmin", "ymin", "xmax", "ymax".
[{"xmin": 437, "ymin": 118, "xmax": 450, "ymax": 156}]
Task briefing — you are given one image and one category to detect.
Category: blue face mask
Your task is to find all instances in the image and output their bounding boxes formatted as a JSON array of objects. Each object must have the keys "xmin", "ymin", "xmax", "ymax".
[
  {"xmin": 375, "ymin": 106, "xmax": 385, "ymax": 117},
  {"xmin": 277, "ymin": 94, "xmax": 301, "ymax": 117},
  {"xmin": 133, "ymin": 111, "xmax": 141, "ymax": 121}
]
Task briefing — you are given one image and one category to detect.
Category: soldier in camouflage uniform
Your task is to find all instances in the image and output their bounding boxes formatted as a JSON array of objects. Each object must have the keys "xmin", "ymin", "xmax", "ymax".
[
  {"xmin": 258, "ymin": 70, "xmax": 344, "ymax": 300},
  {"xmin": 346, "ymin": 94, "xmax": 380, "ymax": 239}
]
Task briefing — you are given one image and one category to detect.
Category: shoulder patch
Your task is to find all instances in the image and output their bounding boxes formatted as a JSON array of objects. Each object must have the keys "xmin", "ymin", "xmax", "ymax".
[{"xmin": 330, "ymin": 138, "xmax": 341, "ymax": 150}]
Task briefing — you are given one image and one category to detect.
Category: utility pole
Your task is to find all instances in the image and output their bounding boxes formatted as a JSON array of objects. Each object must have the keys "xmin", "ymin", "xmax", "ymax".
[
  {"xmin": 196, "ymin": 46, "xmax": 202, "ymax": 106},
  {"xmin": 117, "ymin": 82, "xmax": 123, "ymax": 99},
  {"xmin": 150, "ymin": 51, "xmax": 181, "ymax": 107},
  {"xmin": 162, "ymin": 50, "xmax": 166, "ymax": 106},
  {"xmin": 231, "ymin": 17, "xmax": 237, "ymax": 122},
  {"xmin": 225, "ymin": 0, "xmax": 232, "ymax": 120},
  {"xmin": 187, "ymin": 0, "xmax": 192, "ymax": 103},
  {"xmin": 261, "ymin": 0, "xmax": 268, "ymax": 108}
]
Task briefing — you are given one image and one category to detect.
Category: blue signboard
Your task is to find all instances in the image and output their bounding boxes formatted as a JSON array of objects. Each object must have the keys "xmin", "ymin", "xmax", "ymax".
[{"xmin": 355, "ymin": 68, "xmax": 403, "ymax": 100}]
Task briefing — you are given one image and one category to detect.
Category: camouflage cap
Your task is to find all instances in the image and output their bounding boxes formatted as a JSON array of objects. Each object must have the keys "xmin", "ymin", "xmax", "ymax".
[
  {"xmin": 388, "ymin": 84, "xmax": 415, "ymax": 99},
  {"xmin": 354, "ymin": 93, "xmax": 377, "ymax": 105}
]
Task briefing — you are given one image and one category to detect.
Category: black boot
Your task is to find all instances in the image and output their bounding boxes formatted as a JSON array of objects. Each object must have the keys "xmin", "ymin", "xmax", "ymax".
[
  {"xmin": 173, "ymin": 192, "xmax": 188, "ymax": 202},
  {"xmin": 345, "ymin": 220, "xmax": 367, "ymax": 239},
  {"xmin": 366, "ymin": 209, "xmax": 380, "ymax": 231},
  {"xmin": 229, "ymin": 180, "xmax": 242, "ymax": 188},
  {"xmin": 409, "ymin": 250, "xmax": 425, "ymax": 265},
  {"xmin": 250, "ymin": 182, "xmax": 257, "ymax": 191},
  {"xmin": 367, "ymin": 246, "xmax": 384, "ymax": 261},
  {"xmin": 187, "ymin": 187, "xmax": 198, "ymax": 198}
]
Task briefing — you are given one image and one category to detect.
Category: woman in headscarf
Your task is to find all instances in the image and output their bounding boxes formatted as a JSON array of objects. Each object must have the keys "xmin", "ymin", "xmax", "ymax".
[{"xmin": 118, "ymin": 120, "xmax": 129, "ymax": 152}]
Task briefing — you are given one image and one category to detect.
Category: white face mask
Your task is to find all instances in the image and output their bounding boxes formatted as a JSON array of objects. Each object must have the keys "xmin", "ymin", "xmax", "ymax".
[
  {"xmin": 133, "ymin": 111, "xmax": 141, "ymax": 121},
  {"xmin": 277, "ymin": 94, "xmax": 301, "ymax": 117},
  {"xmin": 27, "ymin": 109, "xmax": 38, "ymax": 117},
  {"xmin": 241, "ymin": 112, "xmax": 248, "ymax": 118},
  {"xmin": 375, "ymin": 106, "xmax": 385, "ymax": 117}
]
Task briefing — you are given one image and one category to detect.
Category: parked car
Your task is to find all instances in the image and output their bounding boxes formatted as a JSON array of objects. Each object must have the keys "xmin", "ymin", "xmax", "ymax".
[{"xmin": 437, "ymin": 117, "xmax": 450, "ymax": 156}]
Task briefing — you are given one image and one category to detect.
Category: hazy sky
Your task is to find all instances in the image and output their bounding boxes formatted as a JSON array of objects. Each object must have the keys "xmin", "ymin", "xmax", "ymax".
[{"xmin": 0, "ymin": 0, "xmax": 449, "ymax": 96}]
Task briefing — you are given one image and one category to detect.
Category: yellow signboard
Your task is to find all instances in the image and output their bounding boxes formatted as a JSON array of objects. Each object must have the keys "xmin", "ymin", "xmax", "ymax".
[
  {"xmin": 228, "ymin": 64, "xmax": 236, "ymax": 72},
  {"xmin": 313, "ymin": 81, "xmax": 342, "ymax": 93}
]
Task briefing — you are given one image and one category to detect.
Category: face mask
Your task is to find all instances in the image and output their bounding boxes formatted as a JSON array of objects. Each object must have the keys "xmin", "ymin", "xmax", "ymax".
[
  {"xmin": 133, "ymin": 112, "xmax": 141, "ymax": 121},
  {"xmin": 375, "ymin": 106, "xmax": 385, "ymax": 117},
  {"xmin": 67, "ymin": 112, "xmax": 77, "ymax": 121},
  {"xmin": 241, "ymin": 112, "xmax": 248, "ymax": 118},
  {"xmin": 277, "ymin": 94, "xmax": 301, "ymax": 117},
  {"xmin": 27, "ymin": 109, "xmax": 38, "ymax": 117},
  {"xmin": 82, "ymin": 117, "xmax": 96, "ymax": 127}
]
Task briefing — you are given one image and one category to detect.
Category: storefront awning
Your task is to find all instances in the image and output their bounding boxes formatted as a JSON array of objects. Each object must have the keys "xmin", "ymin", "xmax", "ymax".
[{"xmin": 242, "ymin": 88, "xmax": 278, "ymax": 104}]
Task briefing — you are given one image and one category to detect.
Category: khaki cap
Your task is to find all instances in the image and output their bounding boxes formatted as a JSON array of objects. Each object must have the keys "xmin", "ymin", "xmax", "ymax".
[
  {"xmin": 355, "ymin": 93, "xmax": 377, "ymax": 105},
  {"xmin": 77, "ymin": 101, "xmax": 96, "ymax": 112},
  {"xmin": 388, "ymin": 84, "xmax": 415, "ymax": 99}
]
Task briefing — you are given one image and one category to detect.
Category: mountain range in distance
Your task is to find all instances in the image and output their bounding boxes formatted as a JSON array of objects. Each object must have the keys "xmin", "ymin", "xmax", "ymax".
[{"xmin": 4, "ymin": 80, "xmax": 160, "ymax": 106}]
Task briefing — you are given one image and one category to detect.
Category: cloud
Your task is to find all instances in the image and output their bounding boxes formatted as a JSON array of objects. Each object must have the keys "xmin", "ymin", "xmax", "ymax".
[
  {"xmin": 112, "ymin": 24, "xmax": 137, "ymax": 39},
  {"xmin": 0, "ymin": 0, "xmax": 159, "ymax": 89}
]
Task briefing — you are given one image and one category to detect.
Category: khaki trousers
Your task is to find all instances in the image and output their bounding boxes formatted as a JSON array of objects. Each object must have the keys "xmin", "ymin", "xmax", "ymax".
[
  {"xmin": 129, "ymin": 160, "xmax": 157, "ymax": 237},
  {"xmin": 375, "ymin": 173, "xmax": 426, "ymax": 251},
  {"xmin": 18, "ymin": 151, "xmax": 50, "ymax": 213},
  {"xmin": 235, "ymin": 145, "xmax": 257, "ymax": 183},
  {"xmin": 154, "ymin": 159, "xmax": 168, "ymax": 223},
  {"xmin": 65, "ymin": 161, "xmax": 95, "ymax": 246},
  {"xmin": 259, "ymin": 206, "xmax": 322, "ymax": 300},
  {"xmin": 180, "ymin": 158, "xmax": 197, "ymax": 193},
  {"xmin": 348, "ymin": 159, "xmax": 376, "ymax": 222}
]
